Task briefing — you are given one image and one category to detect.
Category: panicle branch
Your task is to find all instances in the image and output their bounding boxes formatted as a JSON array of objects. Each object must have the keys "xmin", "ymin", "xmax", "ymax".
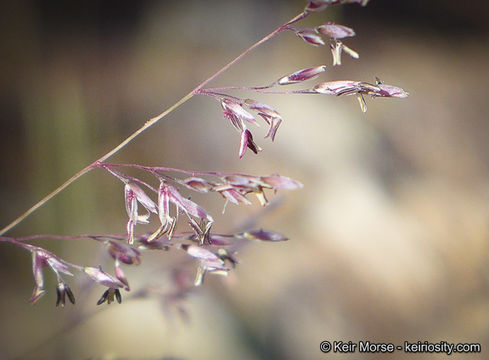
[
  {"xmin": 98, "ymin": 162, "xmax": 302, "ymax": 245},
  {"xmin": 194, "ymin": 0, "xmax": 407, "ymax": 157},
  {"xmin": 1, "ymin": 224, "xmax": 288, "ymax": 307},
  {"xmin": 0, "ymin": 0, "xmax": 409, "ymax": 319}
]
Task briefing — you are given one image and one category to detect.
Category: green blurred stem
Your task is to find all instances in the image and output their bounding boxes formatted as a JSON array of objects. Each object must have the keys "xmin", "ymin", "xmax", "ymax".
[{"xmin": 0, "ymin": 11, "xmax": 306, "ymax": 236}]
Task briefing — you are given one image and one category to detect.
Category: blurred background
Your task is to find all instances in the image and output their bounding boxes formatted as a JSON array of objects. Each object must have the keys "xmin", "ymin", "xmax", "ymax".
[{"xmin": 1, "ymin": 0, "xmax": 489, "ymax": 359}]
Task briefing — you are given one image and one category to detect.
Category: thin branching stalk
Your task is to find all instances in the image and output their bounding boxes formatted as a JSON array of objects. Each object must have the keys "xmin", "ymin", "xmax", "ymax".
[
  {"xmin": 0, "ymin": 0, "xmax": 408, "ymax": 311},
  {"xmin": 0, "ymin": 11, "xmax": 306, "ymax": 236}
]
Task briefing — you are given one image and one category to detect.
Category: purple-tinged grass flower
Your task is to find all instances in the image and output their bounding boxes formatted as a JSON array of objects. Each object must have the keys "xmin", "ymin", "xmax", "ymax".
[
  {"xmin": 97, "ymin": 288, "xmax": 122, "ymax": 305},
  {"xmin": 29, "ymin": 250, "xmax": 73, "ymax": 304},
  {"xmin": 30, "ymin": 252, "xmax": 47, "ymax": 304},
  {"xmin": 181, "ymin": 177, "xmax": 213, "ymax": 193},
  {"xmin": 224, "ymin": 173, "xmax": 302, "ymax": 193},
  {"xmin": 260, "ymin": 174, "xmax": 304, "ymax": 190},
  {"xmin": 221, "ymin": 174, "xmax": 258, "ymax": 187},
  {"xmin": 181, "ymin": 244, "xmax": 223, "ymax": 264},
  {"xmin": 208, "ymin": 234, "xmax": 234, "ymax": 246},
  {"xmin": 221, "ymin": 104, "xmax": 242, "ymax": 133},
  {"xmin": 107, "ymin": 240, "xmax": 141, "ymax": 265},
  {"xmin": 149, "ymin": 182, "xmax": 214, "ymax": 244},
  {"xmin": 287, "ymin": 22, "xmax": 358, "ymax": 65},
  {"xmin": 357, "ymin": 80, "xmax": 409, "ymax": 112},
  {"xmin": 368, "ymin": 82, "xmax": 410, "ymax": 98},
  {"xmin": 124, "ymin": 182, "xmax": 158, "ymax": 244},
  {"xmin": 187, "ymin": 217, "xmax": 213, "ymax": 245},
  {"xmin": 315, "ymin": 79, "xmax": 409, "ymax": 99},
  {"xmin": 85, "ymin": 266, "xmax": 125, "ymax": 305},
  {"xmin": 147, "ymin": 181, "xmax": 176, "ymax": 242},
  {"xmin": 316, "ymin": 23, "xmax": 355, "ymax": 39},
  {"xmin": 277, "ymin": 65, "xmax": 327, "ymax": 85},
  {"xmin": 265, "ymin": 118, "xmax": 282, "ymax": 142},
  {"xmin": 129, "ymin": 183, "xmax": 158, "ymax": 213},
  {"xmin": 244, "ymin": 99, "xmax": 283, "ymax": 141},
  {"xmin": 220, "ymin": 98, "xmax": 263, "ymax": 158},
  {"xmin": 287, "ymin": 23, "xmax": 358, "ymax": 66},
  {"xmin": 239, "ymin": 129, "xmax": 261, "ymax": 158},
  {"xmin": 56, "ymin": 281, "xmax": 75, "ymax": 307},
  {"xmin": 221, "ymin": 99, "xmax": 257, "ymax": 127},
  {"xmin": 138, "ymin": 233, "xmax": 172, "ymax": 251},
  {"xmin": 214, "ymin": 185, "xmax": 252, "ymax": 206},
  {"xmin": 84, "ymin": 266, "xmax": 124, "ymax": 289},
  {"xmin": 314, "ymin": 79, "xmax": 409, "ymax": 112},
  {"xmin": 180, "ymin": 244, "xmax": 229, "ymax": 286},
  {"xmin": 314, "ymin": 80, "xmax": 362, "ymax": 96},
  {"xmin": 166, "ymin": 184, "xmax": 213, "ymax": 223},
  {"xmin": 295, "ymin": 29, "xmax": 325, "ymax": 46},
  {"xmin": 211, "ymin": 173, "xmax": 302, "ymax": 208},
  {"xmin": 243, "ymin": 100, "xmax": 281, "ymax": 121},
  {"xmin": 218, "ymin": 175, "xmax": 271, "ymax": 206},
  {"xmin": 147, "ymin": 179, "xmax": 214, "ymax": 244}
]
